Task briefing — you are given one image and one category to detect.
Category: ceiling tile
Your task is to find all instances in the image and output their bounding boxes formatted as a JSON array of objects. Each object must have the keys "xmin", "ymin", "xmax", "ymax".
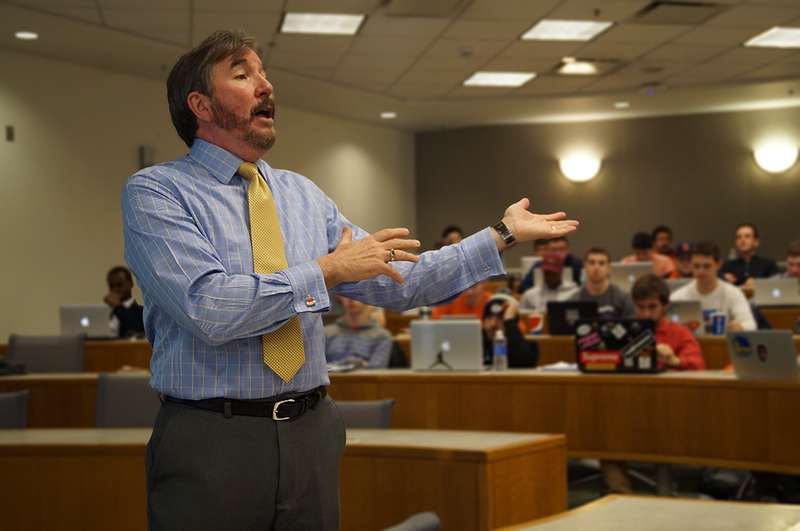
[
  {"xmin": 706, "ymin": 5, "xmax": 800, "ymax": 27},
  {"xmin": 574, "ymin": 40, "xmax": 660, "ymax": 61},
  {"xmin": 460, "ymin": 0, "xmax": 561, "ymax": 21},
  {"xmin": 28, "ymin": 6, "xmax": 103, "ymax": 24},
  {"xmin": 102, "ymin": 9, "xmax": 189, "ymax": 31},
  {"xmin": 595, "ymin": 23, "xmax": 693, "ymax": 44},
  {"xmin": 446, "ymin": 85, "xmax": 516, "ymax": 98},
  {"xmin": 358, "ymin": 15, "xmax": 450, "ymax": 38},
  {"xmin": 673, "ymin": 26, "xmax": 763, "ymax": 46},
  {"xmin": 271, "ymin": 34, "xmax": 355, "ymax": 54},
  {"xmin": 498, "ymin": 40, "xmax": 583, "ymax": 60},
  {"xmin": 666, "ymin": 61, "xmax": 760, "ymax": 81},
  {"xmin": 713, "ymin": 46, "xmax": 795, "ymax": 64},
  {"xmin": 644, "ymin": 43, "xmax": 728, "ymax": 62},
  {"xmin": 267, "ymin": 51, "xmax": 345, "ymax": 70},
  {"xmin": 193, "ymin": 0, "xmax": 283, "ymax": 11},
  {"xmin": 615, "ymin": 60, "xmax": 692, "ymax": 77},
  {"xmin": 192, "ymin": 12, "xmax": 282, "ymax": 36},
  {"xmin": 441, "ymin": 19, "xmax": 532, "ymax": 40},
  {"xmin": 387, "ymin": 83, "xmax": 453, "ymax": 100},
  {"xmin": 545, "ymin": 0, "xmax": 653, "ymax": 22},
  {"xmin": 513, "ymin": 74, "xmax": 596, "ymax": 94},
  {"xmin": 272, "ymin": 65, "xmax": 335, "ymax": 80},
  {"xmin": 337, "ymin": 54, "xmax": 416, "ymax": 71},
  {"xmin": 9, "ymin": 0, "xmax": 97, "ymax": 6},
  {"xmin": 405, "ymin": 54, "xmax": 487, "ymax": 75},
  {"xmin": 332, "ymin": 69, "xmax": 399, "ymax": 86},
  {"xmin": 579, "ymin": 75, "xmax": 657, "ymax": 93},
  {"xmin": 135, "ymin": 30, "xmax": 190, "ymax": 47},
  {"xmin": 423, "ymin": 38, "xmax": 509, "ymax": 58},
  {"xmin": 738, "ymin": 62, "xmax": 800, "ymax": 79},
  {"xmin": 99, "ymin": 0, "xmax": 188, "ymax": 7},
  {"xmin": 348, "ymin": 36, "xmax": 431, "ymax": 56},
  {"xmin": 285, "ymin": 0, "xmax": 379, "ymax": 14},
  {"xmin": 480, "ymin": 56, "xmax": 560, "ymax": 73},
  {"xmin": 395, "ymin": 70, "xmax": 466, "ymax": 85}
]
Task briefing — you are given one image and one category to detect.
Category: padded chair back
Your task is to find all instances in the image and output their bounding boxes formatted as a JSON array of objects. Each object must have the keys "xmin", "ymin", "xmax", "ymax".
[
  {"xmin": 7, "ymin": 334, "xmax": 84, "ymax": 373},
  {"xmin": 381, "ymin": 512, "xmax": 441, "ymax": 531},
  {"xmin": 0, "ymin": 390, "xmax": 29, "ymax": 429},
  {"xmin": 95, "ymin": 373, "xmax": 161, "ymax": 428},
  {"xmin": 334, "ymin": 398, "xmax": 394, "ymax": 429}
]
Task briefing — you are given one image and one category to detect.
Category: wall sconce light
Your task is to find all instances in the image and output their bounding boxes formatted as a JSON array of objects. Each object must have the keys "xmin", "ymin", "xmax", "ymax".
[
  {"xmin": 753, "ymin": 140, "xmax": 798, "ymax": 173},
  {"xmin": 559, "ymin": 154, "xmax": 601, "ymax": 182}
]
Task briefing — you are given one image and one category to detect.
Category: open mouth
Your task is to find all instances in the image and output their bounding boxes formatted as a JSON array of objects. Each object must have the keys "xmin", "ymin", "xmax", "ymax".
[{"xmin": 253, "ymin": 105, "xmax": 274, "ymax": 121}]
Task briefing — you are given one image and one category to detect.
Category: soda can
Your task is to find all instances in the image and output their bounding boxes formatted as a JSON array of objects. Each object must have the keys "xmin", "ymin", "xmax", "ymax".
[
  {"xmin": 711, "ymin": 312, "xmax": 727, "ymax": 336},
  {"xmin": 528, "ymin": 312, "xmax": 544, "ymax": 335}
]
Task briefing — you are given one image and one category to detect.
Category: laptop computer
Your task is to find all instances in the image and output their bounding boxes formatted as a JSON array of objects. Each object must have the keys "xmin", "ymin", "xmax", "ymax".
[
  {"xmin": 727, "ymin": 330, "xmax": 799, "ymax": 381},
  {"xmin": 546, "ymin": 301, "xmax": 598, "ymax": 336},
  {"xmin": 752, "ymin": 278, "xmax": 800, "ymax": 307},
  {"xmin": 664, "ymin": 300, "xmax": 705, "ymax": 337},
  {"xmin": 520, "ymin": 256, "xmax": 542, "ymax": 278},
  {"xmin": 575, "ymin": 318, "xmax": 662, "ymax": 373},
  {"xmin": 534, "ymin": 266, "xmax": 573, "ymax": 288},
  {"xmin": 60, "ymin": 304, "xmax": 115, "ymax": 339},
  {"xmin": 410, "ymin": 320, "xmax": 484, "ymax": 371},
  {"xmin": 610, "ymin": 262, "xmax": 653, "ymax": 292},
  {"xmin": 666, "ymin": 278, "xmax": 692, "ymax": 293}
]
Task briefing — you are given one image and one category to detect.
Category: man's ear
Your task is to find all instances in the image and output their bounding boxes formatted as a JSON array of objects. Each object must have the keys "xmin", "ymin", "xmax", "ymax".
[{"xmin": 187, "ymin": 91, "xmax": 213, "ymax": 124}]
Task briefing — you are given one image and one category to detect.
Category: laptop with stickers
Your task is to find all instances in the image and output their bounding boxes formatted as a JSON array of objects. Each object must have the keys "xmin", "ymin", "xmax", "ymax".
[
  {"xmin": 574, "ymin": 318, "xmax": 663, "ymax": 373},
  {"xmin": 546, "ymin": 301, "xmax": 598, "ymax": 336},
  {"xmin": 664, "ymin": 300, "xmax": 705, "ymax": 337},
  {"xmin": 726, "ymin": 330, "xmax": 799, "ymax": 381}
]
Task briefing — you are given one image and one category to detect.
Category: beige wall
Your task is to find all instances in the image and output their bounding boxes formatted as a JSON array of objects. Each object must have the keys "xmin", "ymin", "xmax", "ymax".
[
  {"xmin": 415, "ymin": 109, "xmax": 800, "ymax": 273},
  {"xmin": 0, "ymin": 49, "xmax": 414, "ymax": 340}
]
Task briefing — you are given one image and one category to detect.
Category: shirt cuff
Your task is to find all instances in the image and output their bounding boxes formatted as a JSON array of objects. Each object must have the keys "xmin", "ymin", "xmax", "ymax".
[
  {"xmin": 283, "ymin": 261, "xmax": 330, "ymax": 314},
  {"xmin": 460, "ymin": 227, "xmax": 506, "ymax": 282}
]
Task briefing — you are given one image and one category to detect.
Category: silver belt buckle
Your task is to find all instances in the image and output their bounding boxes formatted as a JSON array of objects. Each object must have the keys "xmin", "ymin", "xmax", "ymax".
[{"xmin": 272, "ymin": 398, "xmax": 295, "ymax": 421}]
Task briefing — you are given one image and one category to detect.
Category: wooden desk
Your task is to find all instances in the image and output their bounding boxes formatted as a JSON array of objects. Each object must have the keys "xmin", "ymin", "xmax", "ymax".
[
  {"xmin": 498, "ymin": 495, "xmax": 800, "ymax": 530},
  {"xmin": 761, "ymin": 307, "xmax": 800, "ymax": 331},
  {"xmin": 0, "ymin": 340, "xmax": 153, "ymax": 372},
  {"xmin": 0, "ymin": 428, "xmax": 566, "ymax": 531},
  {"xmin": 0, "ymin": 373, "xmax": 99, "ymax": 427},
  {"xmin": 328, "ymin": 370, "xmax": 800, "ymax": 475}
]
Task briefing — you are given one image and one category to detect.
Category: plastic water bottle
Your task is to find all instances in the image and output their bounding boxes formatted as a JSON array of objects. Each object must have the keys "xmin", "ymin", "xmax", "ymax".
[{"xmin": 493, "ymin": 329, "xmax": 508, "ymax": 372}]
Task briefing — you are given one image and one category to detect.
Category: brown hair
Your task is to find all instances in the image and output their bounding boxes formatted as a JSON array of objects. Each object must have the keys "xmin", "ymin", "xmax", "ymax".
[
  {"xmin": 631, "ymin": 274, "xmax": 670, "ymax": 305},
  {"xmin": 692, "ymin": 240, "xmax": 720, "ymax": 262},
  {"xmin": 584, "ymin": 246, "xmax": 610, "ymax": 262},
  {"xmin": 167, "ymin": 30, "xmax": 256, "ymax": 147},
  {"xmin": 787, "ymin": 239, "xmax": 800, "ymax": 258}
]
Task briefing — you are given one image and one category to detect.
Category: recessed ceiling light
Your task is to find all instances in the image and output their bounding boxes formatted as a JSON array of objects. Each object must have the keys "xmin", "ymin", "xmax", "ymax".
[
  {"xmin": 463, "ymin": 72, "xmax": 536, "ymax": 88},
  {"xmin": 280, "ymin": 13, "xmax": 365, "ymax": 36},
  {"xmin": 521, "ymin": 20, "xmax": 613, "ymax": 42},
  {"xmin": 558, "ymin": 60, "xmax": 598, "ymax": 75},
  {"xmin": 15, "ymin": 31, "xmax": 39, "ymax": 41},
  {"xmin": 614, "ymin": 101, "xmax": 630, "ymax": 109},
  {"xmin": 745, "ymin": 27, "xmax": 800, "ymax": 49},
  {"xmin": 380, "ymin": 112, "xmax": 397, "ymax": 119}
]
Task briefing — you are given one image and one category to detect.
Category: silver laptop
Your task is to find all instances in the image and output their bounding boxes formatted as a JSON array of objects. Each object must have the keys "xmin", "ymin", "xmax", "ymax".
[
  {"xmin": 60, "ymin": 304, "xmax": 114, "ymax": 338},
  {"xmin": 610, "ymin": 262, "xmax": 653, "ymax": 292},
  {"xmin": 664, "ymin": 300, "xmax": 705, "ymax": 337},
  {"xmin": 533, "ymin": 265, "xmax": 573, "ymax": 288},
  {"xmin": 752, "ymin": 278, "xmax": 800, "ymax": 307},
  {"xmin": 520, "ymin": 256, "xmax": 542, "ymax": 277},
  {"xmin": 727, "ymin": 330, "xmax": 799, "ymax": 381},
  {"xmin": 666, "ymin": 278, "xmax": 692, "ymax": 293},
  {"xmin": 410, "ymin": 320, "xmax": 484, "ymax": 371}
]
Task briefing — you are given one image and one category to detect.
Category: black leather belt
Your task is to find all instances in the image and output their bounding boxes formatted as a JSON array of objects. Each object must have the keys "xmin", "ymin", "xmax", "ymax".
[{"xmin": 163, "ymin": 386, "xmax": 326, "ymax": 421}]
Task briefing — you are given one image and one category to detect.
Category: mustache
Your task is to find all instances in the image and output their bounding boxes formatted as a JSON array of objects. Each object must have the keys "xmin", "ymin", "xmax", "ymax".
[{"xmin": 250, "ymin": 98, "xmax": 275, "ymax": 118}]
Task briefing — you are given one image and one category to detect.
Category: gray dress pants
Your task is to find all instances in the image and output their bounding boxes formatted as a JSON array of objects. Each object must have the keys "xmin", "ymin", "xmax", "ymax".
[{"xmin": 146, "ymin": 393, "xmax": 346, "ymax": 531}]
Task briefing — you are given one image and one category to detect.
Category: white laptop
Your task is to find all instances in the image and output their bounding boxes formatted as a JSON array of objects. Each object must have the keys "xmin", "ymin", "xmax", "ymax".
[
  {"xmin": 664, "ymin": 300, "xmax": 705, "ymax": 337},
  {"xmin": 533, "ymin": 266, "xmax": 573, "ymax": 288},
  {"xmin": 727, "ymin": 330, "xmax": 799, "ymax": 381},
  {"xmin": 610, "ymin": 262, "xmax": 653, "ymax": 292},
  {"xmin": 520, "ymin": 256, "xmax": 542, "ymax": 277},
  {"xmin": 410, "ymin": 320, "xmax": 484, "ymax": 371},
  {"xmin": 752, "ymin": 278, "xmax": 800, "ymax": 307},
  {"xmin": 60, "ymin": 304, "xmax": 114, "ymax": 338},
  {"xmin": 666, "ymin": 278, "xmax": 692, "ymax": 293}
]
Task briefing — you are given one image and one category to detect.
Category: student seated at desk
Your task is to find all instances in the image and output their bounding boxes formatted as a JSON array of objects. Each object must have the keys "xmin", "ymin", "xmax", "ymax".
[
  {"xmin": 772, "ymin": 239, "xmax": 800, "ymax": 285},
  {"xmin": 601, "ymin": 274, "xmax": 706, "ymax": 494},
  {"xmin": 431, "ymin": 280, "xmax": 491, "ymax": 320},
  {"xmin": 567, "ymin": 247, "xmax": 635, "ymax": 320},
  {"xmin": 621, "ymin": 232, "xmax": 674, "ymax": 278},
  {"xmin": 519, "ymin": 252, "xmax": 579, "ymax": 312},
  {"xmin": 104, "ymin": 266, "xmax": 145, "ymax": 339},
  {"xmin": 667, "ymin": 242, "xmax": 694, "ymax": 279},
  {"xmin": 670, "ymin": 240, "xmax": 757, "ymax": 332},
  {"xmin": 720, "ymin": 223, "xmax": 778, "ymax": 287},
  {"xmin": 481, "ymin": 293, "xmax": 538, "ymax": 368},
  {"xmin": 324, "ymin": 296, "xmax": 393, "ymax": 368}
]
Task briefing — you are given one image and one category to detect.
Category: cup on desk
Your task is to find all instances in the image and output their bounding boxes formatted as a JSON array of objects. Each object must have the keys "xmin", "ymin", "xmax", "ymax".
[
  {"xmin": 711, "ymin": 312, "xmax": 727, "ymax": 336},
  {"xmin": 528, "ymin": 312, "xmax": 544, "ymax": 335}
]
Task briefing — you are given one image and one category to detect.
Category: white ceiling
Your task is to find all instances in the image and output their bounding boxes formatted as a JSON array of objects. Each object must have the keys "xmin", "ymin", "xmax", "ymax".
[{"xmin": 2, "ymin": 0, "xmax": 800, "ymax": 131}]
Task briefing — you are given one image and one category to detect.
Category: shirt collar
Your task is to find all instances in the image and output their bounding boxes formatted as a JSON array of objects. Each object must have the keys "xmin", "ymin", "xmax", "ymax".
[{"xmin": 189, "ymin": 138, "xmax": 271, "ymax": 185}]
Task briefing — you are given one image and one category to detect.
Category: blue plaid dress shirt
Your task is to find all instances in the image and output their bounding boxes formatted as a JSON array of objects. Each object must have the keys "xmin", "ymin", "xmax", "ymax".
[{"xmin": 122, "ymin": 139, "xmax": 504, "ymax": 399}]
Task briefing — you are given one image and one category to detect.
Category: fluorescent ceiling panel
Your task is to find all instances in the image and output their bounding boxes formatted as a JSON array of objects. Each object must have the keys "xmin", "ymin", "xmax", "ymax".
[
  {"xmin": 281, "ymin": 13, "xmax": 365, "ymax": 36},
  {"xmin": 745, "ymin": 27, "xmax": 800, "ymax": 49},
  {"xmin": 463, "ymin": 71, "xmax": 536, "ymax": 87},
  {"xmin": 521, "ymin": 19, "xmax": 613, "ymax": 42}
]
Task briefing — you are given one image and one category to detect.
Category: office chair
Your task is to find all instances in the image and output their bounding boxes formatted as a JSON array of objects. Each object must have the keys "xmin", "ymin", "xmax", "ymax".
[
  {"xmin": 95, "ymin": 373, "xmax": 161, "ymax": 428},
  {"xmin": 0, "ymin": 390, "xmax": 29, "ymax": 429},
  {"xmin": 334, "ymin": 398, "xmax": 395, "ymax": 429},
  {"xmin": 7, "ymin": 334, "xmax": 85, "ymax": 373},
  {"xmin": 381, "ymin": 512, "xmax": 441, "ymax": 531}
]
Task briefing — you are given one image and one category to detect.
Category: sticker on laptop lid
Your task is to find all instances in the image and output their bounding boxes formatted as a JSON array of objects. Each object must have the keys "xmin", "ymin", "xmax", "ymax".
[
  {"xmin": 757, "ymin": 344, "xmax": 769, "ymax": 362},
  {"xmin": 610, "ymin": 323, "xmax": 627, "ymax": 340},
  {"xmin": 731, "ymin": 336, "xmax": 752, "ymax": 358}
]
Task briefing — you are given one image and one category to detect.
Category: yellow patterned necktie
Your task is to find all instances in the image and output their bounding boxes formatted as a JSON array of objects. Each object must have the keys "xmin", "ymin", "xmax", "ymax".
[{"xmin": 237, "ymin": 162, "xmax": 305, "ymax": 382}]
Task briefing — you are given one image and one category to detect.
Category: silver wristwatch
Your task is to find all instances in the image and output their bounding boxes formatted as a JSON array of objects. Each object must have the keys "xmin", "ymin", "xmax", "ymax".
[{"xmin": 493, "ymin": 221, "xmax": 516, "ymax": 248}]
